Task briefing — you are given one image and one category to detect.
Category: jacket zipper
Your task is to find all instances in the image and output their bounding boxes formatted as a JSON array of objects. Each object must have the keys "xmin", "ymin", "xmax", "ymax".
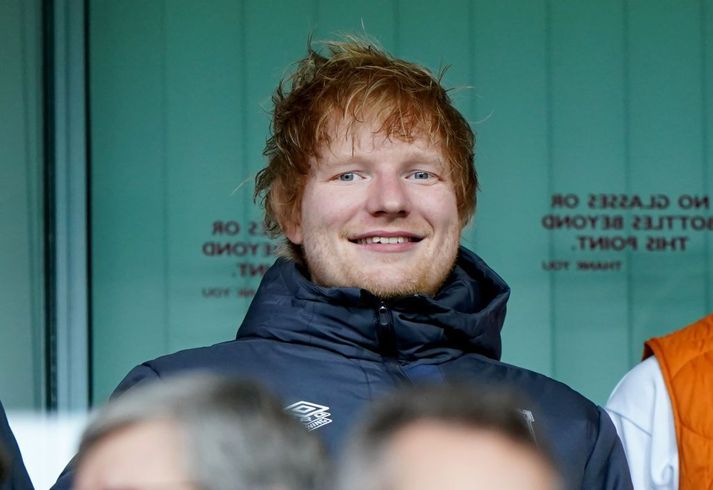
[{"xmin": 376, "ymin": 303, "xmax": 412, "ymax": 385}]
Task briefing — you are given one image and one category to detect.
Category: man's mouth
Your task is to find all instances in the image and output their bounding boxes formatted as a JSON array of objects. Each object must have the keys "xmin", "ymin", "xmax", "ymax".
[
  {"xmin": 355, "ymin": 236, "xmax": 414, "ymax": 244},
  {"xmin": 349, "ymin": 234, "xmax": 423, "ymax": 245}
]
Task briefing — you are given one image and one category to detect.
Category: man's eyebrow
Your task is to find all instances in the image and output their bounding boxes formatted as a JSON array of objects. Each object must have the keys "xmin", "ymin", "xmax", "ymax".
[
  {"xmin": 318, "ymin": 151, "xmax": 442, "ymax": 166},
  {"xmin": 407, "ymin": 151, "xmax": 443, "ymax": 162},
  {"xmin": 402, "ymin": 152, "xmax": 445, "ymax": 168}
]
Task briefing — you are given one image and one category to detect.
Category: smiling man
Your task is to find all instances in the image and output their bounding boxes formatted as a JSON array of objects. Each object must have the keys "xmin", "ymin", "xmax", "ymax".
[
  {"xmin": 285, "ymin": 119, "xmax": 461, "ymax": 297},
  {"xmin": 53, "ymin": 39, "xmax": 632, "ymax": 489}
]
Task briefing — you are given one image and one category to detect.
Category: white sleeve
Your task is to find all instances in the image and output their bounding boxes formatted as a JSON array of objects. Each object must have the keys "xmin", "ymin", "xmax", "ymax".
[{"xmin": 605, "ymin": 357, "xmax": 678, "ymax": 490}]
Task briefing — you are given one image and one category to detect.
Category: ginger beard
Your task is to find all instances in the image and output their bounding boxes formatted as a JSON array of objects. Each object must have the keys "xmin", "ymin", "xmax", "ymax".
[{"xmin": 285, "ymin": 120, "xmax": 462, "ymax": 298}]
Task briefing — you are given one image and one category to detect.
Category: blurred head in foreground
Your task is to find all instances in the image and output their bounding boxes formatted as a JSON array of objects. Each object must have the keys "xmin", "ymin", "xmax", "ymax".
[
  {"xmin": 336, "ymin": 384, "xmax": 562, "ymax": 490},
  {"xmin": 74, "ymin": 374, "xmax": 326, "ymax": 490}
]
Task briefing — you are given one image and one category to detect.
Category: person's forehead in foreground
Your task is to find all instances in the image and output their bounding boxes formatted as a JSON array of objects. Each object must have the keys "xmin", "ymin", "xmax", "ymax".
[
  {"xmin": 74, "ymin": 419, "xmax": 190, "ymax": 490},
  {"xmin": 255, "ymin": 38, "xmax": 477, "ymax": 297},
  {"xmin": 383, "ymin": 421, "xmax": 560, "ymax": 490}
]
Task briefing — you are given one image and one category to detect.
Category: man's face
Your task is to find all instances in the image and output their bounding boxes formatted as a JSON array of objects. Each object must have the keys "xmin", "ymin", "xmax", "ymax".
[
  {"xmin": 284, "ymin": 119, "xmax": 461, "ymax": 297},
  {"xmin": 75, "ymin": 420, "xmax": 196, "ymax": 490},
  {"xmin": 383, "ymin": 421, "xmax": 559, "ymax": 490}
]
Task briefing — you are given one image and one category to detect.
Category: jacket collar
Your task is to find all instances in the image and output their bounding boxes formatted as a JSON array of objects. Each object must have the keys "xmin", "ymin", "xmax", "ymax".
[{"xmin": 237, "ymin": 246, "xmax": 510, "ymax": 363}]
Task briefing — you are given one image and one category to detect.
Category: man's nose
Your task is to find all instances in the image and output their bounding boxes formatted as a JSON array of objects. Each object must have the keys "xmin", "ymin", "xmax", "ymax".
[{"xmin": 366, "ymin": 174, "xmax": 410, "ymax": 216}]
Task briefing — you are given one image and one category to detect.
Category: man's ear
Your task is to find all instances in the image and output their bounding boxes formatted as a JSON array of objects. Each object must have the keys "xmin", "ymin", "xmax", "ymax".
[{"xmin": 283, "ymin": 218, "xmax": 303, "ymax": 245}]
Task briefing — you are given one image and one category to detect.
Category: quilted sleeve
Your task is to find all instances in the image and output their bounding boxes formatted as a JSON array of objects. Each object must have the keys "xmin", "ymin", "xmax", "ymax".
[{"xmin": 580, "ymin": 406, "xmax": 634, "ymax": 490}]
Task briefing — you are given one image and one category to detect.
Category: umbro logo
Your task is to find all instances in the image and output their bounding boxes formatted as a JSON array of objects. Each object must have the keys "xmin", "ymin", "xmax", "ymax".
[{"xmin": 285, "ymin": 400, "xmax": 333, "ymax": 431}]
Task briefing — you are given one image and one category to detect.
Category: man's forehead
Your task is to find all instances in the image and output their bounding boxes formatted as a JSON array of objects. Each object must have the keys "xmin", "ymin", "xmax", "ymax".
[{"xmin": 313, "ymin": 116, "xmax": 445, "ymax": 163}]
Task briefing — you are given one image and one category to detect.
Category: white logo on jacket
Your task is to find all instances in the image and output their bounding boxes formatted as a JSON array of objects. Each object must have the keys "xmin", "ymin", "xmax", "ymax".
[{"xmin": 285, "ymin": 401, "xmax": 333, "ymax": 431}]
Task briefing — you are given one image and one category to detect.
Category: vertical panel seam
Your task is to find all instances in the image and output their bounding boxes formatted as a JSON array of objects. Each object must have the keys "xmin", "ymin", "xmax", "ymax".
[
  {"xmin": 160, "ymin": 0, "xmax": 170, "ymax": 352},
  {"xmin": 393, "ymin": 0, "xmax": 399, "ymax": 54},
  {"xmin": 83, "ymin": 0, "xmax": 94, "ymax": 406},
  {"xmin": 623, "ymin": 0, "xmax": 634, "ymax": 366},
  {"xmin": 313, "ymin": 0, "xmax": 319, "ymax": 34},
  {"xmin": 545, "ymin": 0, "xmax": 556, "ymax": 378},
  {"xmin": 700, "ymin": 0, "xmax": 711, "ymax": 313},
  {"xmin": 468, "ymin": 0, "xmax": 478, "ymax": 245},
  {"xmin": 55, "ymin": 0, "xmax": 67, "ymax": 407},
  {"xmin": 239, "ymin": 0, "xmax": 249, "ymax": 312},
  {"xmin": 42, "ymin": 0, "xmax": 58, "ymax": 410}
]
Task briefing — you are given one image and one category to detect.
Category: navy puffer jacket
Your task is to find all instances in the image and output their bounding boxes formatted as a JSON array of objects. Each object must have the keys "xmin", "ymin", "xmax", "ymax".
[{"xmin": 54, "ymin": 247, "xmax": 632, "ymax": 489}]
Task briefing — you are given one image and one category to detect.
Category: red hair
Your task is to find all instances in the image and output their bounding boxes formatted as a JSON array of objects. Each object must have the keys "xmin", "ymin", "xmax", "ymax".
[{"xmin": 255, "ymin": 38, "xmax": 477, "ymax": 255}]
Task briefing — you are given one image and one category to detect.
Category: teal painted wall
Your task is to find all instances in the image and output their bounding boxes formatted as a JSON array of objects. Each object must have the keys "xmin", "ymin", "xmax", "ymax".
[
  {"xmin": 89, "ymin": 0, "xmax": 713, "ymax": 405},
  {"xmin": 0, "ymin": 0, "xmax": 45, "ymax": 410}
]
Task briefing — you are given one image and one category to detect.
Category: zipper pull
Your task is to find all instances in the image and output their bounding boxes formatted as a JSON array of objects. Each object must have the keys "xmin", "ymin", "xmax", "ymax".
[
  {"xmin": 376, "ymin": 303, "xmax": 408, "ymax": 381},
  {"xmin": 376, "ymin": 303, "xmax": 397, "ymax": 357},
  {"xmin": 378, "ymin": 304, "xmax": 390, "ymax": 327}
]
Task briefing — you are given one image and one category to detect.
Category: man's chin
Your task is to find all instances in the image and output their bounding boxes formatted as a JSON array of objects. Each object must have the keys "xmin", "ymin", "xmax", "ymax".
[
  {"xmin": 305, "ymin": 247, "xmax": 458, "ymax": 298},
  {"xmin": 354, "ymin": 274, "xmax": 442, "ymax": 299},
  {"xmin": 364, "ymin": 285, "xmax": 424, "ymax": 299}
]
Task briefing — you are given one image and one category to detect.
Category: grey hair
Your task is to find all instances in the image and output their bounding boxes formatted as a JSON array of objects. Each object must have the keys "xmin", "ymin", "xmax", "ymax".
[
  {"xmin": 78, "ymin": 374, "xmax": 326, "ymax": 490},
  {"xmin": 335, "ymin": 383, "xmax": 561, "ymax": 490}
]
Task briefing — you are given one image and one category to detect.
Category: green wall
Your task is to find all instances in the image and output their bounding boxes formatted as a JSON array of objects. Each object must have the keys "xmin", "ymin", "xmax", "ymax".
[
  {"xmin": 0, "ymin": 0, "xmax": 45, "ymax": 410},
  {"xmin": 89, "ymin": 0, "xmax": 713, "ymax": 405}
]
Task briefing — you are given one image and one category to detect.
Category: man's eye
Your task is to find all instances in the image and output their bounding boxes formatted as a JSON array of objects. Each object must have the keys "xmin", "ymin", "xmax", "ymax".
[
  {"xmin": 338, "ymin": 172, "xmax": 358, "ymax": 182},
  {"xmin": 410, "ymin": 171, "xmax": 433, "ymax": 180}
]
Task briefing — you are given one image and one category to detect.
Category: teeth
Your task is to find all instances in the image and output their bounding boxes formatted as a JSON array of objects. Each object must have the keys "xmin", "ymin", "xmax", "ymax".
[{"xmin": 357, "ymin": 236, "xmax": 411, "ymax": 244}]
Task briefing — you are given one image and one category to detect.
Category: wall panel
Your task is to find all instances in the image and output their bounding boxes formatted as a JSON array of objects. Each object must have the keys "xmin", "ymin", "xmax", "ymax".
[
  {"xmin": 315, "ymin": 0, "xmax": 396, "ymax": 47},
  {"xmin": 163, "ymin": 1, "xmax": 245, "ymax": 351},
  {"xmin": 90, "ymin": 0, "xmax": 169, "ymax": 402},
  {"xmin": 548, "ymin": 0, "xmax": 629, "ymax": 402},
  {"xmin": 0, "ymin": 0, "xmax": 45, "ymax": 409},
  {"xmin": 397, "ymin": 0, "xmax": 471, "ymax": 133},
  {"xmin": 88, "ymin": 0, "xmax": 713, "ymax": 405},
  {"xmin": 627, "ymin": 0, "xmax": 708, "ymax": 361},
  {"xmin": 470, "ymin": 0, "xmax": 552, "ymax": 375}
]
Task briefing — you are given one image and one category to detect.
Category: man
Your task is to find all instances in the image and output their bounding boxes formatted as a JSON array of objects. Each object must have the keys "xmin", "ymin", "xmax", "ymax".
[
  {"xmin": 73, "ymin": 374, "xmax": 325, "ymax": 490},
  {"xmin": 607, "ymin": 312, "xmax": 713, "ymax": 490},
  {"xmin": 0, "ymin": 400, "xmax": 33, "ymax": 490},
  {"xmin": 54, "ymin": 38, "xmax": 631, "ymax": 488},
  {"xmin": 336, "ymin": 384, "xmax": 562, "ymax": 490}
]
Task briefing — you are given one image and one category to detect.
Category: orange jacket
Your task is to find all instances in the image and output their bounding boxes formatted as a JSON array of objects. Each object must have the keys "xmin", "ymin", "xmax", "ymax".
[{"xmin": 644, "ymin": 313, "xmax": 713, "ymax": 490}]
